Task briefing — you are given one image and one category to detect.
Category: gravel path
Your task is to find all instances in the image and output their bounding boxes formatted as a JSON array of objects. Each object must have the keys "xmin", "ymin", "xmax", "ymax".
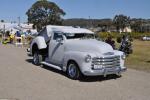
[{"xmin": 0, "ymin": 45, "xmax": 150, "ymax": 100}]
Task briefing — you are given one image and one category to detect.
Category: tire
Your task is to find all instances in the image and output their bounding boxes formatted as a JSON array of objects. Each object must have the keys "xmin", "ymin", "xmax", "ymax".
[
  {"xmin": 33, "ymin": 51, "xmax": 43, "ymax": 66},
  {"xmin": 67, "ymin": 61, "xmax": 81, "ymax": 80}
]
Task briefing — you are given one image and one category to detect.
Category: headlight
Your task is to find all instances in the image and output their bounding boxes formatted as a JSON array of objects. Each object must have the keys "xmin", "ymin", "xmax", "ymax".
[
  {"xmin": 121, "ymin": 54, "xmax": 126, "ymax": 60},
  {"xmin": 85, "ymin": 55, "xmax": 92, "ymax": 63}
]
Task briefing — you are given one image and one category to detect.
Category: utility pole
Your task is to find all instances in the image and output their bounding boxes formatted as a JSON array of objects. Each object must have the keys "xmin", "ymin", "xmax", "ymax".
[
  {"xmin": 2, "ymin": 24, "xmax": 5, "ymax": 43},
  {"xmin": 18, "ymin": 17, "xmax": 20, "ymax": 26},
  {"xmin": 89, "ymin": 16, "xmax": 91, "ymax": 28},
  {"xmin": 89, "ymin": 16, "xmax": 93, "ymax": 28}
]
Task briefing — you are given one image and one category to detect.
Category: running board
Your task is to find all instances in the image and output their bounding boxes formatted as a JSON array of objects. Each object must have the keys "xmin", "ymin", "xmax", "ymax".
[{"xmin": 41, "ymin": 61, "xmax": 62, "ymax": 71}]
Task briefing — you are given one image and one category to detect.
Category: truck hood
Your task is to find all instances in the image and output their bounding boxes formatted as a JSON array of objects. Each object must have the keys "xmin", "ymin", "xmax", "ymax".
[{"xmin": 65, "ymin": 39, "xmax": 113, "ymax": 54}]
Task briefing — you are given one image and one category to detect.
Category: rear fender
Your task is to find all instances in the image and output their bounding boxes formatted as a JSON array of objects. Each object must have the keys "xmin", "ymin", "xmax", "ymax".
[{"xmin": 30, "ymin": 36, "xmax": 47, "ymax": 55}]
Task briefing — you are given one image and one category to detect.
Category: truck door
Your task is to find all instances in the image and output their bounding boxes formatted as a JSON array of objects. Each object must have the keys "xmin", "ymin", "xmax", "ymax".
[{"xmin": 48, "ymin": 32, "xmax": 65, "ymax": 66}]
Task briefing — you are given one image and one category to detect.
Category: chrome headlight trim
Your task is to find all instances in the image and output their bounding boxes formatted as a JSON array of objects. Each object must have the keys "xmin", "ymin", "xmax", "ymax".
[
  {"xmin": 85, "ymin": 55, "xmax": 92, "ymax": 63},
  {"xmin": 121, "ymin": 54, "xmax": 126, "ymax": 60}
]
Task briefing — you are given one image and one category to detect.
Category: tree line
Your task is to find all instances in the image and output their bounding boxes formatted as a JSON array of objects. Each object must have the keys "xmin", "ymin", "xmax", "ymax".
[
  {"xmin": 63, "ymin": 17, "xmax": 150, "ymax": 33},
  {"xmin": 25, "ymin": 0, "xmax": 150, "ymax": 33}
]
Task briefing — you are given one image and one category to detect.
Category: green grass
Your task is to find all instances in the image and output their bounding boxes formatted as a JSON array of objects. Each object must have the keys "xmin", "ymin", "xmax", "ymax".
[{"xmin": 125, "ymin": 40, "xmax": 150, "ymax": 72}]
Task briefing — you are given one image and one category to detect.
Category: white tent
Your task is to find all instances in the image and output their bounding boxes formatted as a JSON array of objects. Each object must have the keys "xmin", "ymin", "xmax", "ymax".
[{"xmin": 0, "ymin": 22, "xmax": 37, "ymax": 35}]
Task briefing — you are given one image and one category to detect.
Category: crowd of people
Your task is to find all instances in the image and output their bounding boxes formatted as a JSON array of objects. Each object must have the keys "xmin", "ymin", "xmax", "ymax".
[
  {"xmin": 105, "ymin": 33, "xmax": 133, "ymax": 55},
  {"xmin": 1, "ymin": 30, "xmax": 33, "ymax": 46}
]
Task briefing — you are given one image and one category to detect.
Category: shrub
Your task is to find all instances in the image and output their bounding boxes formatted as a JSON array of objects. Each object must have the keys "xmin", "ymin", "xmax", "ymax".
[
  {"xmin": 97, "ymin": 32, "xmax": 150, "ymax": 40},
  {"xmin": 96, "ymin": 32, "xmax": 120, "ymax": 40}
]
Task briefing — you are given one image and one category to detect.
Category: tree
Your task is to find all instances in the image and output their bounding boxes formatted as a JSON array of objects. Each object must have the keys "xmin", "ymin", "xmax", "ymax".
[
  {"xmin": 97, "ymin": 19, "xmax": 113, "ymax": 32},
  {"xmin": 113, "ymin": 14, "xmax": 130, "ymax": 32},
  {"xmin": 26, "ymin": 0, "xmax": 65, "ymax": 31},
  {"xmin": 1, "ymin": 20, "xmax": 4, "ymax": 22},
  {"xmin": 130, "ymin": 19, "xmax": 143, "ymax": 32}
]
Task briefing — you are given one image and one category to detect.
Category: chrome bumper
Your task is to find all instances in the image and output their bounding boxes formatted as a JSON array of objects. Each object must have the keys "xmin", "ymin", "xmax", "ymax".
[{"xmin": 83, "ymin": 66, "xmax": 127, "ymax": 76}]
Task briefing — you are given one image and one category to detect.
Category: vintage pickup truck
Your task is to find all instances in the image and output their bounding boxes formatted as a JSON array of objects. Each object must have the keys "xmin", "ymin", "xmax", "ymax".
[{"xmin": 28, "ymin": 25, "xmax": 126, "ymax": 79}]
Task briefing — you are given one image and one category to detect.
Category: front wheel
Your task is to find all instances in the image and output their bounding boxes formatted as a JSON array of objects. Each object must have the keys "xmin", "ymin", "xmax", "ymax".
[
  {"xmin": 33, "ymin": 51, "xmax": 43, "ymax": 66},
  {"xmin": 67, "ymin": 62, "xmax": 82, "ymax": 80}
]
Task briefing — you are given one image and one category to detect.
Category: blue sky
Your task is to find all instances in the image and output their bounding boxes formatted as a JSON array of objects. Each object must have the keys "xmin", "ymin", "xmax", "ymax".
[{"xmin": 0, "ymin": 0, "xmax": 150, "ymax": 22}]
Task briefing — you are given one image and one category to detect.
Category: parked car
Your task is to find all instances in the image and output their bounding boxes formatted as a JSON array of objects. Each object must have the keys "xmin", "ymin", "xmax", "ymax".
[
  {"xmin": 27, "ymin": 25, "xmax": 127, "ymax": 80},
  {"xmin": 142, "ymin": 36, "xmax": 150, "ymax": 41}
]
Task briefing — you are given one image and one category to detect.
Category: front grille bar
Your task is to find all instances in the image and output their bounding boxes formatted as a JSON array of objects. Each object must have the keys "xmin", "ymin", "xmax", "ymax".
[{"xmin": 92, "ymin": 56, "xmax": 120, "ymax": 68}]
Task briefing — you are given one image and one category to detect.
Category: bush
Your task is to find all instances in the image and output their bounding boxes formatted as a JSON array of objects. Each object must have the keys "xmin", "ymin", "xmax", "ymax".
[
  {"xmin": 97, "ymin": 32, "xmax": 150, "ymax": 40},
  {"xmin": 96, "ymin": 32, "xmax": 120, "ymax": 40}
]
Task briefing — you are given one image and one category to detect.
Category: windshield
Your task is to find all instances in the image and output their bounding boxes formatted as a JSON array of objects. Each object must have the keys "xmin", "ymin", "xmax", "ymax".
[{"xmin": 64, "ymin": 33, "xmax": 95, "ymax": 39}]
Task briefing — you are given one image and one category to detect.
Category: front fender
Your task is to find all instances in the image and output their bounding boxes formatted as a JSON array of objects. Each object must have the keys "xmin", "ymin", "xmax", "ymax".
[{"xmin": 62, "ymin": 51, "xmax": 96, "ymax": 72}]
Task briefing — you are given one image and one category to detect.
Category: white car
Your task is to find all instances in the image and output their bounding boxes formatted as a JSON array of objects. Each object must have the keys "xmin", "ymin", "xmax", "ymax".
[
  {"xmin": 28, "ymin": 25, "xmax": 126, "ymax": 79},
  {"xmin": 142, "ymin": 36, "xmax": 150, "ymax": 41}
]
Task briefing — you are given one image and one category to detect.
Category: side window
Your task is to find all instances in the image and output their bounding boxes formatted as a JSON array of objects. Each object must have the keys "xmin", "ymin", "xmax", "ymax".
[{"xmin": 53, "ymin": 33, "xmax": 63, "ymax": 40}]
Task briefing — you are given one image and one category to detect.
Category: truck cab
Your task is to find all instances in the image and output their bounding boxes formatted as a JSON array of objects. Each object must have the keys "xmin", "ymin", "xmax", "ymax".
[{"xmin": 29, "ymin": 25, "xmax": 126, "ymax": 80}]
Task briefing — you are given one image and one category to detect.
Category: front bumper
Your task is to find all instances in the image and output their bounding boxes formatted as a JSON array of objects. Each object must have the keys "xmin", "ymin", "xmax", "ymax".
[{"xmin": 82, "ymin": 66, "xmax": 127, "ymax": 76}]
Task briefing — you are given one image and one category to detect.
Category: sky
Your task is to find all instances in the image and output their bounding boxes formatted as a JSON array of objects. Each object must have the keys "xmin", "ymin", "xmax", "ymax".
[{"xmin": 0, "ymin": 0, "xmax": 150, "ymax": 22}]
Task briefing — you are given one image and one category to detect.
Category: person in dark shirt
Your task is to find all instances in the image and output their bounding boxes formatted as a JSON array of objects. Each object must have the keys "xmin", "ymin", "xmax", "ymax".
[
  {"xmin": 15, "ymin": 31, "xmax": 22, "ymax": 43},
  {"xmin": 16, "ymin": 31, "xmax": 21, "ymax": 37}
]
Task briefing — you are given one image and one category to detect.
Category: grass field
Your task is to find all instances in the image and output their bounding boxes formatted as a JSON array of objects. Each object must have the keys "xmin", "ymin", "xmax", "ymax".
[{"xmin": 125, "ymin": 40, "xmax": 150, "ymax": 72}]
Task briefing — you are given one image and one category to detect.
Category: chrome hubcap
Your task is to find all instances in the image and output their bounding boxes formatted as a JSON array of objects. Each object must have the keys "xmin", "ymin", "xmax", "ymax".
[
  {"xmin": 68, "ymin": 64, "xmax": 77, "ymax": 78},
  {"xmin": 33, "ymin": 53, "xmax": 39, "ymax": 64}
]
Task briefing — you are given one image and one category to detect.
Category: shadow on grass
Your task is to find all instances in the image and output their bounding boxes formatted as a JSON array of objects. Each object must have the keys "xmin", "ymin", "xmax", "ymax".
[{"xmin": 26, "ymin": 59, "xmax": 121, "ymax": 82}]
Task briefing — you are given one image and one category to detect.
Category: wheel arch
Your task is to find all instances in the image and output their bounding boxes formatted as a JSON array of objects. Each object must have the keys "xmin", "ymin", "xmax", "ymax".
[{"xmin": 67, "ymin": 60, "xmax": 79, "ymax": 68}]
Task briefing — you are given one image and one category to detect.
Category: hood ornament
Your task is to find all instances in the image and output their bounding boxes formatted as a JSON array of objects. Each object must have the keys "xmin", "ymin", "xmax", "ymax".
[{"xmin": 103, "ymin": 52, "xmax": 114, "ymax": 55}]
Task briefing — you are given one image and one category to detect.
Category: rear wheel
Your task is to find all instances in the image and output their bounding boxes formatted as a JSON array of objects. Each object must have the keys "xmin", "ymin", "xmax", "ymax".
[
  {"xmin": 33, "ymin": 51, "xmax": 43, "ymax": 66},
  {"xmin": 67, "ymin": 61, "xmax": 81, "ymax": 80}
]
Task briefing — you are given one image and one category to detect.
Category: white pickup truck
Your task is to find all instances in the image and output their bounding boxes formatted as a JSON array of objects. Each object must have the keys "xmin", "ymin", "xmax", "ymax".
[{"xmin": 28, "ymin": 25, "xmax": 126, "ymax": 79}]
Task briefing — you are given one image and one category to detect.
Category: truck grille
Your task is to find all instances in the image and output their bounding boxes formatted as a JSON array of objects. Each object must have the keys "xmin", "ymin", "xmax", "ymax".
[{"xmin": 92, "ymin": 56, "xmax": 120, "ymax": 68}]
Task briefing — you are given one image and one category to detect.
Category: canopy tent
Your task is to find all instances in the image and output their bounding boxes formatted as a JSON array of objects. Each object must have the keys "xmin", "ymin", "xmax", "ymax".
[{"xmin": 0, "ymin": 22, "xmax": 37, "ymax": 35}]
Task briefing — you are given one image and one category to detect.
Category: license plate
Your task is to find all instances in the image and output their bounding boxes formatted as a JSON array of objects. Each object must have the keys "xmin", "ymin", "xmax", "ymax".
[{"xmin": 93, "ymin": 65, "xmax": 103, "ymax": 70}]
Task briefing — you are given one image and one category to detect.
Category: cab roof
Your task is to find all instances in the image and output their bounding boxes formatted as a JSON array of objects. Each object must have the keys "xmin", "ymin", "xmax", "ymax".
[{"xmin": 46, "ymin": 25, "xmax": 94, "ymax": 34}]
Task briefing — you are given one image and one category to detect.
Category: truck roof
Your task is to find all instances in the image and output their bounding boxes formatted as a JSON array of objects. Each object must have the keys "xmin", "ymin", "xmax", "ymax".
[{"xmin": 46, "ymin": 25, "xmax": 94, "ymax": 34}]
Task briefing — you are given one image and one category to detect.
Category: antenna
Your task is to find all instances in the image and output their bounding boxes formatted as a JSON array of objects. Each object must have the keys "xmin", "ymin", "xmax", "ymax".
[{"xmin": 18, "ymin": 17, "xmax": 20, "ymax": 26}]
